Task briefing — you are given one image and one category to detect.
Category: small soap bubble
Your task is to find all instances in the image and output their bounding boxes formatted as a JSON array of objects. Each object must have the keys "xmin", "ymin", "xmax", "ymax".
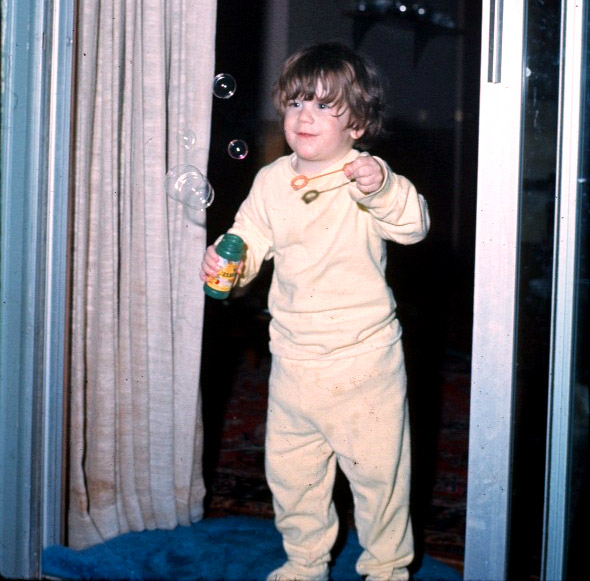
[
  {"xmin": 164, "ymin": 164, "xmax": 215, "ymax": 210},
  {"xmin": 213, "ymin": 73, "xmax": 237, "ymax": 99},
  {"xmin": 227, "ymin": 139, "xmax": 249, "ymax": 160},
  {"xmin": 177, "ymin": 128, "xmax": 196, "ymax": 150}
]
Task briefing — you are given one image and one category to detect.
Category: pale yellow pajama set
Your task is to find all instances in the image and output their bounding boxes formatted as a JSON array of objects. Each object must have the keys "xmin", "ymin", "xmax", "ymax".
[{"xmin": 228, "ymin": 148, "xmax": 430, "ymax": 580}]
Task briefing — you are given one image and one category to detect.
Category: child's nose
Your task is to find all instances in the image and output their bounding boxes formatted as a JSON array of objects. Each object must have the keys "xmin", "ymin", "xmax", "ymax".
[{"xmin": 299, "ymin": 104, "xmax": 314, "ymax": 122}]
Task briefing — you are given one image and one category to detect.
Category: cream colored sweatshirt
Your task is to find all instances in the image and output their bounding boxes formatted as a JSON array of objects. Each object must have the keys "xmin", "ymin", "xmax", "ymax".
[{"xmin": 228, "ymin": 148, "xmax": 430, "ymax": 360}]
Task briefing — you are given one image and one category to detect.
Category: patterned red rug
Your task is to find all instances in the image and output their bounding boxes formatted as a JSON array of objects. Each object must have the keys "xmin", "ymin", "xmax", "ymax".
[{"xmin": 201, "ymin": 299, "xmax": 469, "ymax": 574}]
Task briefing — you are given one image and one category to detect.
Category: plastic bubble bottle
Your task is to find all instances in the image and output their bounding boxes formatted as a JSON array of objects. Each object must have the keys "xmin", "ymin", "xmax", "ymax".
[{"xmin": 203, "ymin": 234, "xmax": 244, "ymax": 299}]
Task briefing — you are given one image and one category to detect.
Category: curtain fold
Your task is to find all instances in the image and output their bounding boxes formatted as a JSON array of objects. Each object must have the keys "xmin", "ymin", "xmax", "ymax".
[{"xmin": 68, "ymin": 0, "xmax": 217, "ymax": 549}]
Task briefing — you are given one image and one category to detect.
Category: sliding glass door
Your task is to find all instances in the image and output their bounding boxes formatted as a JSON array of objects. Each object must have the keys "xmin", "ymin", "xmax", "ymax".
[{"xmin": 465, "ymin": 1, "xmax": 588, "ymax": 579}]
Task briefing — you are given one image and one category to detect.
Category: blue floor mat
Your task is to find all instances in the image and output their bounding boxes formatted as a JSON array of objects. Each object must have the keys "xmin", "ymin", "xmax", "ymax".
[{"xmin": 43, "ymin": 516, "xmax": 462, "ymax": 580}]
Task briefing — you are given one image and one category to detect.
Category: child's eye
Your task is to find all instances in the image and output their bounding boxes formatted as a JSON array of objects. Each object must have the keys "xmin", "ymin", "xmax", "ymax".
[
  {"xmin": 317, "ymin": 102, "xmax": 331, "ymax": 110},
  {"xmin": 287, "ymin": 100, "xmax": 301, "ymax": 108}
]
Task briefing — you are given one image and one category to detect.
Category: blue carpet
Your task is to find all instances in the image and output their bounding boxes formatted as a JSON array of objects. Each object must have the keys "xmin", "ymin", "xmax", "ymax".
[{"xmin": 43, "ymin": 516, "xmax": 462, "ymax": 580}]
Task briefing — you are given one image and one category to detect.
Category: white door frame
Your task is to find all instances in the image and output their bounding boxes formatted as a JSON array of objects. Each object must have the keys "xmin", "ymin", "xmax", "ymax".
[{"xmin": 464, "ymin": 1, "xmax": 525, "ymax": 578}]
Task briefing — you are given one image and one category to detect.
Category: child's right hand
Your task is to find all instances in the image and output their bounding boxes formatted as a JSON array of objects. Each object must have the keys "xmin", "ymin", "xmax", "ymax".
[
  {"xmin": 199, "ymin": 244, "xmax": 222, "ymax": 282},
  {"xmin": 200, "ymin": 244, "xmax": 245, "ymax": 283}
]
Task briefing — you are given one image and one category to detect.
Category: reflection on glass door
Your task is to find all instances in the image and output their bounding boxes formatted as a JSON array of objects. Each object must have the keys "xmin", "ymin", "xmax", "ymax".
[
  {"xmin": 510, "ymin": 2, "xmax": 561, "ymax": 578},
  {"xmin": 547, "ymin": 0, "xmax": 589, "ymax": 577},
  {"xmin": 565, "ymin": 39, "xmax": 589, "ymax": 573},
  {"xmin": 565, "ymin": 54, "xmax": 589, "ymax": 572}
]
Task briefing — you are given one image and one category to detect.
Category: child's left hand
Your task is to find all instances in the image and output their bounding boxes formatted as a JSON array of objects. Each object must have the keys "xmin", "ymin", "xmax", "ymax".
[{"xmin": 343, "ymin": 155, "xmax": 384, "ymax": 195}]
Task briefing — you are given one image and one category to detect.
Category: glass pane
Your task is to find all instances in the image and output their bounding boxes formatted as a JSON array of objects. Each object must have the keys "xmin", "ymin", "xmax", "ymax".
[
  {"xmin": 566, "ymin": 4, "xmax": 590, "ymax": 577},
  {"xmin": 509, "ymin": 1, "xmax": 561, "ymax": 578}
]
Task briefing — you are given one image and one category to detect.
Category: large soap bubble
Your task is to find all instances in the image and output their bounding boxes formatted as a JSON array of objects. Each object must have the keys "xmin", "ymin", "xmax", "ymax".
[
  {"xmin": 213, "ymin": 73, "xmax": 237, "ymax": 99},
  {"xmin": 165, "ymin": 164, "xmax": 214, "ymax": 210},
  {"xmin": 227, "ymin": 139, "xmax": 249, "ymax": 160}
]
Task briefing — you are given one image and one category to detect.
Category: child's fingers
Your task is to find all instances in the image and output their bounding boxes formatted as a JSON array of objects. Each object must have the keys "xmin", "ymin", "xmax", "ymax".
[
  {"xmin": 342, "ymin": 160, "xmax": 357, "ymax": 179},
  {"xmin": 344, "ymin": 157, "xmax": 384, "ymax": 194},
  {"xmin": 201, "ymin": 240, "xmax": 245, "ymax": 285},
  {"xmin": 344, "ymin": 157, "xmax": 381, "ymax": 179},
  {"xmin": 200, "ymin": 245, "xmax": 221, "ymax": 280},
  {"xmin": 203, "ymin": 252, "xmax": 219, "ymax": 271},
  {"xmin": 200, "ymin": 263, "xmax": 217, "ymax": 281}
]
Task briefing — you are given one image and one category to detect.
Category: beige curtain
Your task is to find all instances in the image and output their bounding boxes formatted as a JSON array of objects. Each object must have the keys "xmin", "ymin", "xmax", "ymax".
[{"xmin": 68, "ymin": 0, "xmax": 217, "ymax": 549}]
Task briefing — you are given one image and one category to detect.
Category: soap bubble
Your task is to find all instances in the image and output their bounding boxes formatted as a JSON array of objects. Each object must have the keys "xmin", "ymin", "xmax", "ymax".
[
  {"xmin": 165, "ymin": 164, "xmax": 214, "ymax": 210},
  {"xmin": 227, "ymin": 139, "xmax": 249, "ymax": 160},
  {"xmin": 176, "ymin": 128, "xmax": 196, "ymax": 150},
  {"xmin": 213, "ymin": 73, "xmax": 237, "ymax": 99}
]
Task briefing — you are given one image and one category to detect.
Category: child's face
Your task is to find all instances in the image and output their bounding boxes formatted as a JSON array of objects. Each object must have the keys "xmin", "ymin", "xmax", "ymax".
[{"xmin": 283, "ymin": 85, "xmax": 364, "ymax": 173}]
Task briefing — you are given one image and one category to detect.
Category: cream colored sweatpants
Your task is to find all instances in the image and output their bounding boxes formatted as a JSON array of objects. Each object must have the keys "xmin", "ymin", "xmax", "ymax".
[{"xmin": 265, "ymin": 342, "xmax": 414, "ymax": 581}]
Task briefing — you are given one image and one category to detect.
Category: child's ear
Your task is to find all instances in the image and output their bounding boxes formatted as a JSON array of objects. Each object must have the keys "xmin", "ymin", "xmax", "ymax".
[{"xmin": 351, "ymin": 127, "xmax": 365, "ymax": 140}]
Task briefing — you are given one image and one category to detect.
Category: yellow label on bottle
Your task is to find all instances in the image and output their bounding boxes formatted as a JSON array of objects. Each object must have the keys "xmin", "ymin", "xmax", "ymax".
[{"xmin": 206, "ymin": 258, "xmax": 239, "ymax": 292}]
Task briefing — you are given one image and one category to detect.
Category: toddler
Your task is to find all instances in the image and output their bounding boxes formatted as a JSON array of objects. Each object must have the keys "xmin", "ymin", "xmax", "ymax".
[{"xmin": 200, "ymin": 42, "xmax": 430, "ymax": 581}]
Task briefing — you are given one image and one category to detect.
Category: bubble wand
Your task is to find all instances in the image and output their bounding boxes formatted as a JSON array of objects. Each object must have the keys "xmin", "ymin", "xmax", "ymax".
[{"xmin": 290, "ymin": 165, "xmax": 349, "ymax": 190}]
